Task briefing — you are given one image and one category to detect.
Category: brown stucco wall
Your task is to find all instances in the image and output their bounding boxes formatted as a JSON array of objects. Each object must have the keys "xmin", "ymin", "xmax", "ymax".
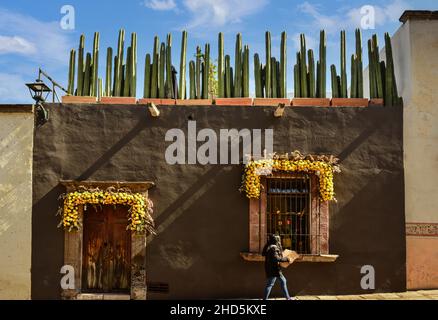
[{"xmin": 31, "ymin": 104, "xmax": 405, "ymax": 299}]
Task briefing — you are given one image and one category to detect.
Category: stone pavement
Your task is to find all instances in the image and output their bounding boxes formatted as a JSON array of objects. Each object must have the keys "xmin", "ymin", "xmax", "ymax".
[{"xmin": 272, "ymin": 290, "xmax": 438, "ymax": 300}]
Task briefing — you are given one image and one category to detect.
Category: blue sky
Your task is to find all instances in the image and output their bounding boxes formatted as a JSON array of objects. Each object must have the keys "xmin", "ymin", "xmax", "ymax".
[{"xmin": 0, "ymin": 0, "xmax": 437, "ymax": 103}]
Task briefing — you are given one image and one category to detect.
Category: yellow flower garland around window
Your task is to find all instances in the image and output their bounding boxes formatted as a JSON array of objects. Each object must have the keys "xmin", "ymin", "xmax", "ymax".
[
  {"xmin": 241, "ymin": 152, "xmax": 340, "ymax": 202},
  {"xmin": 58, "ymin": 187, "xmax": 155, "ymax": 234}
]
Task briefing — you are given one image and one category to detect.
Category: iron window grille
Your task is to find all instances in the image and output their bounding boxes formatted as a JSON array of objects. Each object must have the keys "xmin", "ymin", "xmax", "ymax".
[{"xmin": 266, "ymin": 176, "xmax": 317, "ymax": 255}]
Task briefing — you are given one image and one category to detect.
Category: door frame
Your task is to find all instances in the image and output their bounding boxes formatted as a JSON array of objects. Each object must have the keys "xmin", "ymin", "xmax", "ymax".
[{"xmin": 60, "ymin": 180, "xmax": 154, "ymax": 300}]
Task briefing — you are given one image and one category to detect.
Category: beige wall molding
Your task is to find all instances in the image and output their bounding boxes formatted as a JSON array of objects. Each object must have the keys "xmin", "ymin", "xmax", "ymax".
[{"xmin": 406, "ymin": 223, "xmax": 438, "ymax": 237}]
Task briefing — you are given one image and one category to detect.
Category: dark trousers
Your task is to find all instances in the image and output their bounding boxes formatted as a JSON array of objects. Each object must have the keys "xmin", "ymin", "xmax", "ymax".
[{"xmin": 263, "ymin": 274, "xmax": 291, "ymax": 299}]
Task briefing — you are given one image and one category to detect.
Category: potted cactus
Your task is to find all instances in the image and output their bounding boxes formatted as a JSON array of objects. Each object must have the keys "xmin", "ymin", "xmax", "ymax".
[
  {"xmin": 330, "ymin": 29, "xmax": 368, "ymax": 107},
  {"xmin": 215, "ymin": 33, "xmax": 252, "ymax": 106},
  {"xmin": 292, "ymin": 31, "xmax": 330, "ymax": 107},
  {"xmin": 253, "ymin": 31, "xmax": 290, "ymax": 106}
]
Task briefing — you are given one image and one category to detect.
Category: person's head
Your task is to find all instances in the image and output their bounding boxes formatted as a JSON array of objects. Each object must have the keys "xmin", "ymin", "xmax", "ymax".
[{"xmin": 267, "ymin": 234, "xmax": 281, "ymax": 246}]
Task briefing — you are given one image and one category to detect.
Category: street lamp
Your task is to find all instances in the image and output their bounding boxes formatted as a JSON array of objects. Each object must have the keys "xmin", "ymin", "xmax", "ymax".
[
  {"xmin": 25, "ymin": 79, "xmax": 51, "ymax": 125},
  {"xmin": 25, "ymin": 79, "xmax": 52, "ymax": 103}
]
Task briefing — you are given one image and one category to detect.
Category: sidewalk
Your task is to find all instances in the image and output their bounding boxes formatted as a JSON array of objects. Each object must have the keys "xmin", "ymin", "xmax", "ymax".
[{"xmin": 274, "ymin": 290, "xmax": 438, "ymax": 300}]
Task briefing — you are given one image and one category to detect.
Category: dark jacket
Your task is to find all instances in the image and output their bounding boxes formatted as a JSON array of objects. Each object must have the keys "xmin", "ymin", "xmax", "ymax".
[{"xmin": 262, "ymin": 235, "xmax": 289, "ymax": 277}]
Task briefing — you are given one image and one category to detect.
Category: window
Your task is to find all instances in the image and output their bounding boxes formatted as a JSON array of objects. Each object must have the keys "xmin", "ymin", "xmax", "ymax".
[
  {"xmin": 266, "ymin": 177, "xmax": 311, "ymax": 254},
  {"xmin": 247, "ymin": 173, "xmax": 330, "ymax": 256}
]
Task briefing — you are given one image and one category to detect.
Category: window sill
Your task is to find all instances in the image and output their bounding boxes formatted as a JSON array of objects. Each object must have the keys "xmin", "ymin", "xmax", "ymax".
[{"xmin": 240, "ymin": 252, "xmax": 339, "ymax": 263}]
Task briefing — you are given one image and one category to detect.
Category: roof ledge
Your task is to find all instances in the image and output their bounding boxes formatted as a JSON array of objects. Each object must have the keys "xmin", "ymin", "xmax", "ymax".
[{"xmin": 400, "ymin": 10, "xmax": 438, "ymax": 23}]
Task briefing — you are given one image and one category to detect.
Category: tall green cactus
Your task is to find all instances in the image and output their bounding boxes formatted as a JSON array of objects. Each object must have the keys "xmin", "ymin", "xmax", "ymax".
[
  {"xmin": 234, "ymin": 33, "xmax": 242, "ymax": 97},
  {"xmin": 166, "ymin": 33, "xmax": 173, "ymax": 98},
  {"xmin": 340, "ymin": 30, "xmax": 347, "ymax": 98},
  {"xmin": 384, "ymin": 32, "xmax": 396, "ymax": 106},
  {"xmin": 83, "ymin": 53, "xmax": 92, "ymax": 96},
  {"xmin": 225, "ymin": 55, "xmax": 231, "ymax": 98},
  {"xmin": 67, "ymin": 49, "xmax": 76, "ymax": 95},
  {"xmin": 280, "ymin": 31, "xmax": 287, "ymax": 98},
  {"xmin": 271, "ymin": 57, "xmax": 277, "ymax": 98},
  {"xmin": 151, "ymin": 36, "xmax": 159, "ymax": 98},
  {"xmin": 294, "ymin": 63, "xmax": 300, "ymax": 98},
  {"xmin": 299, "ymin": 34, "xmax": 308, "ymax": 97},
  {"xmin": 355, "ymin": 29, "xmax": 363, "ymax": 98},
  {"xmin": 318, "ymin": 30, "xmax": 326, "ymax": 98},
  {"xmin": 195, "ymin": 46, "xmax": 201, "ymax": 99},
  {"xmin": 265, "ymin": 31, "xmax": 272, "ymax": 98},
  {"xmin": 159, "ymin": 42, "xmax": 166, "ymax": 98},
  {"xmin": 144, "ymin": 54, "xmax": 151, "ymax": 98},
  {"xmin": 218, "ymin": 32, "xmax": 225, "ymax": 98},
  {"xmin": 351, "ymin": 54, "xmax": 357, "ymax": 98},
  {"xmin": 105, "ymin": 47, "xmax": 113, "ymax": 97},
  {"xmin": 243, "ymin": 45, "xmax": 249, "ymax": 98},
  {"xmin": 130, "ymin": 32, "xmax": 137, "ymax": 97},
  {"xmin": 308, "ymin": 49, "xmax": 315, "ymax": 98},
  {"xmin": 123, "ymin": 46, "xmax": 132, "ymax": 97},
  {"xmin": 330, "ymin": 64, "xmax": 339, "ymax": 98},
  {"xmin": 189, "ymin": 60, "xmax": 196, "ymax": 99},
  {"xmin": 179, "ymin": 30, "xmax": 187, "ymax": 99},
  {"xmin": 77, "ymin": 34, "xmax": 85, "ymax": 96},
  {"xmin": 114, "ymin": 29, "xmax": 125, "ymax": 97},
  {"xmin": 254, "ymin": 53, "xmax": 262, "ymax": 98},
  {"xmin": 203, "ymin": 43, "xmax": 210, "ymax": 99},
  {"xmin": 90, "ymin": 32, "xmax": 99, "ymax": 97}
]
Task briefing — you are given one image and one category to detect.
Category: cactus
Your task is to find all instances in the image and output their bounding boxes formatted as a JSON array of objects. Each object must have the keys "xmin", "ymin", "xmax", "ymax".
[
  {"xmin": 203, "ymin": 43, "xmax": 210, "ymax": 99},
  {"xmin": 77, "ymin": 34, "xmax": 85, "ymax": 96},
  {"xmin": 201, "ymin": 61, "xmax": 205, "ymax": 98},
  {"xmin": 189, "ymin": 60, "xmax": 196, "ymax": 99},
  {"xmin": 114, "ymin": 29, "xmax": 125, "ymax": 97},
  {"xmin": 372, "ymin": 35, "xmax": 383, "ymax": 99},
  {"xmin": 123, "ymin": 46, "xmax": 132, "ymax": 97},
  {"xmin": 243, "ymin": 45, "xmax": 249, "ymax": 97},
  {"xmin": 144, "ymin": 54, "xmax": 151, "ymax": 98},
  {"xmin": 159, "ymin": 42, "xmax": 166, "ymax": 98},
  {"xmin": 299, "ymin": 34, "xmax": 308, "ymax": 98},
  {"xmin": 67, "ymin": 49, "xmax": 76, "ymax": 95},
  {"xmin": 271, "ymin": 57, "xmax": 277, "ymax": 98},
  {"xmin": 130, "ymin": 32, "xmax": 137, "ymax": 97},
  {"xmin": 318, "ymin": 30, "xmax": 326, "ymax": 98},
  {"xmin": 218, "ymin": 32, "xmax": 225, "ymax": 98},
  {"xmin": 151, "ymin": 36, "xmax": 159, "ymax": 98},
  {"xmin": 265, "ymin": 31, "xmax": 272, "ymax": 98},
  {"xmin": 330, "ymin": 64, "xmax": 339, "ymax": 98},
  {"xmin": 234, "ymin": 33, "xmax": 242, "ymax": 97},
  {"xmin": 279, "ymin": 31, "xmax": 287, "ymax": 98},
  {"xmin": 83, "ymin": 53, "xmax": 92, "ymax": 96},
  {"xmin": 90, "ymin": 32, "xmax": 99, "ymax": 97},
  {"xmin": 308, "ymin": 49, "xmax": 315, "ymax": 98},
  {"xmin": 350, "ymin": 54, "xmax": 357, "ymax": 98},
  {"xmin": 367, "ymin": 39, "xmax": 376, "ymax": 99},
  {"xmin": 294, "ymin": 64, "xmax": 300, "ymax": 98},
  {"xmin": 316, "ymin": 61, "xmax": 321, "ymax": 97},
  {"xmin": 225, "ymin": 54, "xmax": 231, "ymax": 98},
  {"xmin": 384, "ymin": 32, "xmax": 394, "ymax": 106},
  {"xmin": 355, "ymin": 29, "xmax": 363, "ymax": 98},
  {"xmin": 195, "ymin": 46, "xmax": 201, "ymax": 99},
  {"xmin": 166, "ymin": 33, "xmax": 173, "ymax": 98},
  {"xmin": 254, "ymin": 53, "xmax": 262, "ymax": 98},
  {"xmin": 98, "ymin": 78, "xmax": 103, "ymax": 100},
  {"xmin": 105, "ymin": 47, "xmax": 113, "ymax": 97},
  {"xmin": 179, "ymin": 31, "xmax": 188, "ymax": 99},
  {"xmin": 340, "ymin": 30, "xmax": 347, "ymax": 98}
]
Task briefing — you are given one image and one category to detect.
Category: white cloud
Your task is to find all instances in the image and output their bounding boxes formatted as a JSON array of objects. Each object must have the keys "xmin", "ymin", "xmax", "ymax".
[
  {"xmin": 143, "ymin": 0, "xmax": 177, "ymax": 11},
  {"xmin": 182, "ymin": 0, "xmax": 268, "ymax": 30},
  {"xmin": 0, "ymin": 36, "xmax": 36, "ymax": 55},
  {"xmin": 298, "ymin": 0, "xmax": 410, "ymax": 34},
  {"xmin": 0, "ymin": 8, "xmax": 72, "ymax": 65},
  {"xmin": 0, "ymin": 73, "xmax": 32, "ymax": 103}
]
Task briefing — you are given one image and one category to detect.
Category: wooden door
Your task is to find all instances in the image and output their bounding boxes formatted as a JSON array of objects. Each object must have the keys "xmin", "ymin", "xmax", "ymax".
[{"xmin": 82, "ymin": 205, "xmax": 131, "ymax": 293}]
